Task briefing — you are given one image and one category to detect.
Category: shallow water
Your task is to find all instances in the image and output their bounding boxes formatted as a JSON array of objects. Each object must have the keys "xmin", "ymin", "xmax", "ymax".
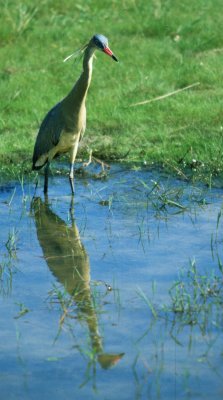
[{"xmin": 0, "ymin": 165, "xmax": 223, "ymax": 400}]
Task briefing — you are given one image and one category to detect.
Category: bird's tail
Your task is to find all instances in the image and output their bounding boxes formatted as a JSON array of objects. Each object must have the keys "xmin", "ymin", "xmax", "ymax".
[
  {"xmin": 32, "ymin": 154, "xmax": 48, "ymax": 171},
  {"xmin": 32, "ymin": 163, "xmax": 45, "ymax": 171}
]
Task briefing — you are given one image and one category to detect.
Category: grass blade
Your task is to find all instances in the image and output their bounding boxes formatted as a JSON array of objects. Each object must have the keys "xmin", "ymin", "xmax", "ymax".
[{"xmin": 136, "ymin": 286, "xmax": 157, "ymax": 318}]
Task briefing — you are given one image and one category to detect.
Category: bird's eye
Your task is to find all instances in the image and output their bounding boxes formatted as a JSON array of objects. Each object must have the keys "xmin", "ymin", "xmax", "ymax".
[{"xmin": 95, "ymin": 39, "xmax": 103, "ymax": 49}]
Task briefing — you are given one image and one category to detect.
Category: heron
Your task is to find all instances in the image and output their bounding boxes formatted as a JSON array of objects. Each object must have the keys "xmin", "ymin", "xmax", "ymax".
[{"xmin": 32, "ymin": 34, "xmax": 118, "ymax": 194}]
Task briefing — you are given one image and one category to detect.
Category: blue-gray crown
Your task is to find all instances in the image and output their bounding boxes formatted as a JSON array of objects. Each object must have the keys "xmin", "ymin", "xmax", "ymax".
[{"xmin": 92, "ymin": 34, "xmax": 108, "ymax": 49}]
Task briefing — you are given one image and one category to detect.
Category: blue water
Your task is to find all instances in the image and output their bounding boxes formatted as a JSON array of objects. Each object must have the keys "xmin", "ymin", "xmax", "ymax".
[{"xmin": 0, "ymin": 165, "xmax": 223, "ymax": 400}]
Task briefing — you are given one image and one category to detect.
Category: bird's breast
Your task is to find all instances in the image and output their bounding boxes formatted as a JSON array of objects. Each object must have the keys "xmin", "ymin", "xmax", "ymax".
[
  {"xmin": 57, "ymin": 131, "xmax": 80, "ymax": 153},
  {"xmin": 62, "ymin": 101, "xmax": 86, "ymax": 132}
]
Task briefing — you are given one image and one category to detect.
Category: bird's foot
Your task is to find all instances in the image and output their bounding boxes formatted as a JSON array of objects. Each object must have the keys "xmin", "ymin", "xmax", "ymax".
[
  {"xmin": 91, "ymin": 156, "xmax": 110, "ymax": 171},
  {"xmin": 83, "ymin": 149, "xmax": 93, "ymax": 167},
  {"xmin": 83, "ymin": 150, "xmax": 110, "ymax": 172}
]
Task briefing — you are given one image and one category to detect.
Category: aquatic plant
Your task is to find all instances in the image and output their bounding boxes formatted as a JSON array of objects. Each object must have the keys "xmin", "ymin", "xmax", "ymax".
[
  {"xmin": 0, "ymin": 228, "xmax": 19, "ymax": 295},
  {"xmin": 5, "ymin": 228, "xmax": 18, "ymax": 259},
  {"xmin": 168, "ymin": 260, "xmax": 223, "ymax": 322},
  {"xmin": 14, "ymin": 302, "xmax": 29, "ymax": 319},
  {"xmin": 138, "ymin": 258, "xmax": 223, "ymax": 334}
]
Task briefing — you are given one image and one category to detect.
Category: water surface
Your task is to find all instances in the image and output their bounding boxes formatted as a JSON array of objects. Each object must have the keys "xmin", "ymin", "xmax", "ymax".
[{"xmin": 0, "ymin": 165, "xmax": 223, "ymax": 399}]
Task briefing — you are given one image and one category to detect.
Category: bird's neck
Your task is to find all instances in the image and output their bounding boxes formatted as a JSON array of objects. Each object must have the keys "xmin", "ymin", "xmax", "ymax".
[
  {"xmin": 77, "ymin": 45, "xmax": 95, "ymax": 99},
  {"xmin": 64, "ymin": 45, "xmax": 95, "ymax": 109},
  {"xmin": 83, "ymin": 45, "xmax": 95, "ymax": 81}
]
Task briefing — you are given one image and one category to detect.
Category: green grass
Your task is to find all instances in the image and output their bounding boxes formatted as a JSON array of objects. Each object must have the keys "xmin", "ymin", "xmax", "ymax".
[{"xmin": 0, "ymin": 0, "xmax": 223, "ymax": 178}]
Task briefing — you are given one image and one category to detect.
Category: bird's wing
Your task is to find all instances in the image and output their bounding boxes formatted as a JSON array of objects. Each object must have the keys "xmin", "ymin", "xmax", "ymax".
[{"xmin": 32, "ymin": 102, "xmax": 65, "ymax": 168}]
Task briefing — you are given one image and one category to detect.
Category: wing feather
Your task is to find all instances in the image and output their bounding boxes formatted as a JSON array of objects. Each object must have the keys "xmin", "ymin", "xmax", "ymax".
[{"xmin": 32, "ymin": 102, "xmax": 65, "ymax": 169}]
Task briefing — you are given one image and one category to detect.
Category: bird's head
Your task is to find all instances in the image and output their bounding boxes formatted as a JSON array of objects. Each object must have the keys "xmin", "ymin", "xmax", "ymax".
[{"xmin": 91, "ymin": 34, "xmax": 118, "ymax": 62}]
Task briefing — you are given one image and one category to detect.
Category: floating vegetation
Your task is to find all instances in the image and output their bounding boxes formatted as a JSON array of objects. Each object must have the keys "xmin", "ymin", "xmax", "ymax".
[{"xmin": 14, "ymin": 302, "xmax": 29, "ymax": 319}]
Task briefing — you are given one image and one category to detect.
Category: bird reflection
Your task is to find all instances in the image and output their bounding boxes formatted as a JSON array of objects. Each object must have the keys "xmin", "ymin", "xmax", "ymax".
[{"xmin": 31, "ymin": 196, "xmax": 124, "ymax": 369}]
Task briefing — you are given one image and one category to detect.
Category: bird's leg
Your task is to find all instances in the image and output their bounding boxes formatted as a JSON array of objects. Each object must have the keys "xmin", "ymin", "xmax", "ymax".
[
  {"xmin": 44, "ymin": 192, "xmax": 49, "ymax": 205},
  {"xmin": 44, "ymin": 162, "xmax": 50, "ymax": 194},
  {"xmin": 69, "ymin": 196, "xmax": 75, "ymax": 223},
  {"xmin": 69, "ymin": 137, "xmax": 81, "ymax": 195},
  {"xmin": 69, "ymin": 163, "xmax": 75, "ymax": 195},
  {"xmin": 33, "ymin": 173, "xmax": 39, "ymax": 198}
]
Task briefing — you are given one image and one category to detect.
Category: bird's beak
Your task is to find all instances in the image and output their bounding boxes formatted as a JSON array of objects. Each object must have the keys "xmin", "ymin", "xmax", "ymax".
[{"xmin": 103, "ymin": 46, "xmax": 118, "ymax": 62}]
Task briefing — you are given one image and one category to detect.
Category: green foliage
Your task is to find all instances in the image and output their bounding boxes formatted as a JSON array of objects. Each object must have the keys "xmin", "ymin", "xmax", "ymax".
[{"xmin": 0, "ymin": 0, "xmax": 223, "ymax": 175}]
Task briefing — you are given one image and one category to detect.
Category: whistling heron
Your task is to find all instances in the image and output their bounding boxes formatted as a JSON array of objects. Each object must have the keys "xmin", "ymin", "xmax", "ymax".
[{"xmin": 32, "ymin": 34, "xmax": 118, "ymax": 194}]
